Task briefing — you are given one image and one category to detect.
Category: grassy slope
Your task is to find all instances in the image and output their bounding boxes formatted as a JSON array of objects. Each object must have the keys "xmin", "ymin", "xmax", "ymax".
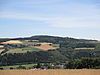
[
  {"xmin": 6, "ymin": 47, "xmax": 41, "ymax": 53},
  {"xmin": 0, "ymin": 63, "xmax": 37, "ymax": 69}
]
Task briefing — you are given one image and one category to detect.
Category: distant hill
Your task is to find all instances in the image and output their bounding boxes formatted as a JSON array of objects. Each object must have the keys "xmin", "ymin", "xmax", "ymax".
[
  {"xmin": 0, "ymin": 35, "xmax": 100, "ymax": 67},
  {"xmin": 0, "ymin": 35, "xmax": 98, "ymax": 43}
]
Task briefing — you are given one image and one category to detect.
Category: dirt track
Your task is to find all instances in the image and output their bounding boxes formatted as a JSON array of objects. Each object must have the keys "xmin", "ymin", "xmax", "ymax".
[{"xmin": 0, "ymin": 69, "xmax": 100, "ymax": 75}]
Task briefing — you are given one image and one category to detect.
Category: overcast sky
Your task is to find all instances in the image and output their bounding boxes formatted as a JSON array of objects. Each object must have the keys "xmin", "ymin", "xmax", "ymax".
[{"xmin": 0, "ymin": 0, "xmax": 100, "ymax": 40}]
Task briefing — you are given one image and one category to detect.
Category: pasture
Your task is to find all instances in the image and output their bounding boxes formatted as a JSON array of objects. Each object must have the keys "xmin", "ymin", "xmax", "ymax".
[{"xmin": 6, "ymin": 47, "xmax": 41, "ymax": 53}]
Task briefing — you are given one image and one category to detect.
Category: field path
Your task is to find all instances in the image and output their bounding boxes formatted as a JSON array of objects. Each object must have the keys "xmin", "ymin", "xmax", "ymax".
[{"xmin": 0, "ymin": 69, "xmax": 100, "ymax": 75}]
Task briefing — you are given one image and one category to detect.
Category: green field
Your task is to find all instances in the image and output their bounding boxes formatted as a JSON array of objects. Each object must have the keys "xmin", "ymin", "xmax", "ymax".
[
  {"xmin": 6, "ymin": 47, "xmax": 41, "ymax": 53},
  {"xmin": 0, "ymin": 63, "xmax": 37, "ymax": 69}
]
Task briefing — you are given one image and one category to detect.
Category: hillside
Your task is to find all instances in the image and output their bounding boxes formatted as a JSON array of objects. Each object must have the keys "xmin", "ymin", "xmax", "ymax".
[{"xmin": 0, "ymin": 35, "xmax": 100, "ymax": 69}]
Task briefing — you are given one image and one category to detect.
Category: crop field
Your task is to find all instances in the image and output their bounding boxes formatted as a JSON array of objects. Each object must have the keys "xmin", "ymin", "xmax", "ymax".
[
  {"xmin": 74, "ymin": 48, "xmax": 95, "ymax": 50},
  {"xmin": 34, "ymin": 43, "xmax": 59, "ymax": 51},
  {"xmin": 0, "ymin": 69, "xmax": 100, "ymax": 75},
  {"xmin": 6, "ymin": 47, "xmax": 41, "ymax": 53},
  {"xmin": 1, "ymin": 40, "xmax": 23, "ymax": 44}
]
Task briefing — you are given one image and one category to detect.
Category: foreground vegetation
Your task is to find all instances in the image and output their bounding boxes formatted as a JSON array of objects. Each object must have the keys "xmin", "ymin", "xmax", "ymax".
[
  {"xmin": 0, "ymin": 58, "xmax": 100, "ymax": 70},
  {"xmin": 0, "ymin": 69, "xmax": 100, "ymax": 75}
]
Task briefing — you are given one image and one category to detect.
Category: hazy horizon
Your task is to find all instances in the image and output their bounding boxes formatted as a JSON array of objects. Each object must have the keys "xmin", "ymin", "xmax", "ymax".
[
  {"xmin": 0, "ymin": 0, "xmax": 100, "ymax": 40},
  {"xmin": 0, "ymin": 34, "xmax": 99, "ymax": 41}
]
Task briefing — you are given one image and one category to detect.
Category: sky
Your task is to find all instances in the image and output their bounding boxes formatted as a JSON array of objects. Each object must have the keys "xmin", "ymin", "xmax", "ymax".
[{"xmin": 0, "ymin": 0, "xmax": 100, "ymax": 40}]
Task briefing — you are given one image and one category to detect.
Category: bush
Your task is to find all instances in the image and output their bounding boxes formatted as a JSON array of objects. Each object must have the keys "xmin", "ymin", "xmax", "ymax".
[
  {"xmin": 10, "ymin": 67, "xmax": 14, "ymax": 69},
  {"xmin": 65, "ymin": 58, "xmax": 100, "ymax": 69},
  {"xmin": 0, "ymin": 68, "xmax": 3, "ymax": 70},
  {"xmin": 16, "ymin": 65, "xmax": 26, "ymax": 69}
]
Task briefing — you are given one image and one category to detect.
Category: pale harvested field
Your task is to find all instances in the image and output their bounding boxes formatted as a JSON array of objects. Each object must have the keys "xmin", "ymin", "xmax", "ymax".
[
  {"xmin": 0, "ymin": 69, "xmax": 100, "ymax": 75},
  {"xmin": 74, "ymin": 48, "xmax": 95, "ymax": 50},
  {"xmin": 35, "ymin": 43, "xmax": 57, "ymax": 51},
  {"xmin": 1, "ymin": 40, "xmax": 23, "ymax": 44},
  {"xmin": 0, "ymin": 49, "xmax": 4, "ymax": 53}
]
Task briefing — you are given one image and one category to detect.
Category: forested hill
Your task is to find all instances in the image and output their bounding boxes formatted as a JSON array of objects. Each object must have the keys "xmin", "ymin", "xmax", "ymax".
[
  {"xmin": 7, "ymin": 35, "xmax": 99, "ymax": 48},
  {"xmin": 1, "ymin": 35, "xmax": 97, "ymax": 43},
  {"xmin": 0, "ymin": 35, "xmax": 100, "ymax": 68},
  {"xmin": 0, "ymin": 35, "xmax": 98, "ymax": 50}
]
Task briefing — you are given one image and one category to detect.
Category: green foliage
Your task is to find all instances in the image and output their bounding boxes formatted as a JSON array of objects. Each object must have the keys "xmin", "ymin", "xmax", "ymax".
[
  {"xmin": 17, "ymin": 65, "xmax": 26, "ymax": 69},
  {"xmin": 6, "ymin": 47, "xmax": 41, "ymax": 54},
  {"xmin": 35, "ymin": 63, "xmax": 41, "ymax": 68},
  {"xmin": 65, "ymin": 58, "xmax": 100, "ymax": 69},
  {"xmin": 95, "ymin": 43, "xmax": 100, "ymax": 50}
]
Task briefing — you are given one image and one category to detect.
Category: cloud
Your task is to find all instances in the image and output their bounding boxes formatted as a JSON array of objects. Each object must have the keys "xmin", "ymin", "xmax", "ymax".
[
  {"xmin": 47, "ymin": 17, "xmax": 100, "ymax": 28},
  {"xmin": 0, "ymin": 0, "xmax": 100, "ymax": 28},
  {"xmin": 0, "ymin": 12, "xmax": 48, "ymax": 21},
  {"xmin": 0, "ymin": 11, "xmax": 100, "ymax": 29},
  {"xmin": 48, "ymin": 3, "xmax": 100, "ymax": 28}
]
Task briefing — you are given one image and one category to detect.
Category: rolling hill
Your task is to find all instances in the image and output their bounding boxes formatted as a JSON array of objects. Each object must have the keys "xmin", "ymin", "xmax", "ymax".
[{"xmin": 0, "ymin": 35, "xmax": 100, "ymax": 69}]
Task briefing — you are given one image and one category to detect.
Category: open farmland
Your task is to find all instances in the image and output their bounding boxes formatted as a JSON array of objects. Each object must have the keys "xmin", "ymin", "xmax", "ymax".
[
  {"xmin": 1, "ymin": 40, "xmax": 23, "ymax": 44},
  {"xmin": 6, "ymin": 47, "xmax": 41, "ymax": 53},
  {"xmin": 0, "ymin": 69, "xmax": 100, "ymax": 75},
  {"xmin": 0, "ymin": 36, "xmax": 100, "ymax": 69},
  {"xmin": 74, "ymin": 48, "xmax": 95, "ymax": 50},
  {"xmin": 0, "ymin": 39, "xmax": 59, "ymax": 54},
  {"xmin": 34, "ymin": 43, "xmax": 59, "ymax": 51}
]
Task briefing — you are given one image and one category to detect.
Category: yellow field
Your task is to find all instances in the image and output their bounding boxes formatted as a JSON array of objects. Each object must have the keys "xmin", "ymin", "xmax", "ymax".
[
  {"xmin": 0, "ymin": 69, "xmax": 100, "ymax": 75},
  {"xmin": 1, "ymin": 40, "xmax": 23, "ymax": 44}
]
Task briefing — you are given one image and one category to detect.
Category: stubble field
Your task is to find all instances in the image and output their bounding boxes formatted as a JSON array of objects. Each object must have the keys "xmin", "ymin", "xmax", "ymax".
[{"xmin": 0, "ymin": 69, "xmax": 100, "ymax": 75}]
